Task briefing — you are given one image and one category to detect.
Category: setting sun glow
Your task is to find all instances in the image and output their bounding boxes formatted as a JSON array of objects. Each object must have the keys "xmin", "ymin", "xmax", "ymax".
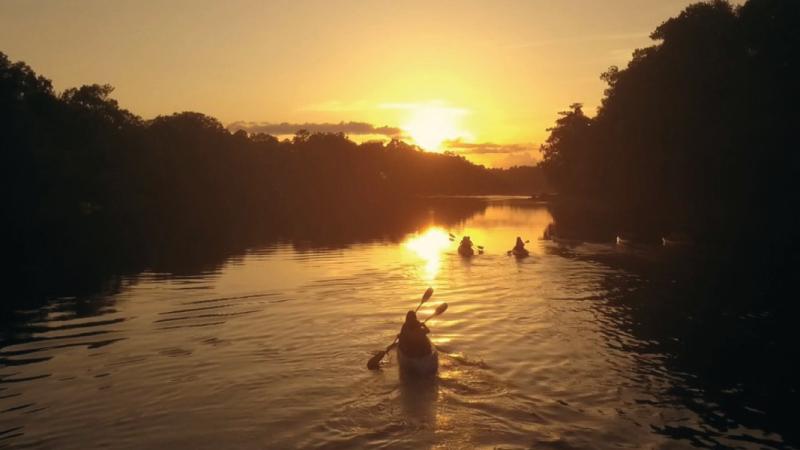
[{"xmin": 402, "ymin": 104, "xmax": 470, "ymax": 152}]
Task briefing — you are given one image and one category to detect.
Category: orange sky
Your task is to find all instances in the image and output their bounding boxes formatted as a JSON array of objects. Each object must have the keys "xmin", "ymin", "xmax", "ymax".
[{"xmin": 0, "ymin": 0, "xmax": 737, "ymax": 167}]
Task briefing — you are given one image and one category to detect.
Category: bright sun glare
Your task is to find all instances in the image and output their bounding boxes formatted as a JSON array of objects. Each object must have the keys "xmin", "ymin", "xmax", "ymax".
[
  {"xmin": 403, "ymin": 105, "xmax": 469, "ymax": 152},
  {"xmin": 404, "ymin": 227, "xmax": 452, "ymax": 279}
]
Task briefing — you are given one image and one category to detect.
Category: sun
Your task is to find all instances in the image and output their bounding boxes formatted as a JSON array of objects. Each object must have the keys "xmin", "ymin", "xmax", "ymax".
[{"xmin": 403, "ymin": 105, "xmax": 468, "ymax": 152}]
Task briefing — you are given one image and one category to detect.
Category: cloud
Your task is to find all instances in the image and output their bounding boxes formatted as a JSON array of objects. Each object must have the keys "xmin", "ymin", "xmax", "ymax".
[
  {"xmin": 443, "ymin": 139, "xmax": 536, "ymax": 155},
  {"xmin": 443, "ymin": 139, "xmax": 542, "ymax": 167},
  {"xmin": 228, "ymin": 121, "xmax": 403, "ymax": 137},
  {"xmin": 497, "ymin": 152, "xmax": 540, "ymax": 167}
]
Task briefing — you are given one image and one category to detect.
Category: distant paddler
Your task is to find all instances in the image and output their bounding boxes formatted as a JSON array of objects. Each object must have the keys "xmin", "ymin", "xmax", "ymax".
[
  {"xmin": 509, "ymin": 236, "xmax": 529, "ymax": 257},
  {"xmin": 458, "ymin": 236, "xmax": 475, "ymax": 257}
]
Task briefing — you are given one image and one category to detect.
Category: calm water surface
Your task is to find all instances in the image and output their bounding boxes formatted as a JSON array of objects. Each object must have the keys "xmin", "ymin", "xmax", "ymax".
[{"xmin": 1, "ymin": 198, "xmax": 794, "ymax": 449}]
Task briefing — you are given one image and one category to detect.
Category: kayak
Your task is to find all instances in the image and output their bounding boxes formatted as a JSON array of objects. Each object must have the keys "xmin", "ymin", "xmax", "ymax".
[
  {"xmin": 397, "ymin": 340, "xmax": 438, "ymax": 375},
  {"xmin": 458, "ymin": 246, "xmax": 474, "ymax": 257},
  {"xmin": 511, "ymin": 248, "xmax": 529, "ymax": 258},
  {"xmin": 616, "ymin": 236, "xmax": 631, "ymax": 245}
]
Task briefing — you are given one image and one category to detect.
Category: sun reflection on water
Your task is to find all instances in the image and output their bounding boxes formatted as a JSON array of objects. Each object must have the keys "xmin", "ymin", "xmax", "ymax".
[{"xmin": 404, "ymin": 227, "xmax": 452, "ymax": 280}]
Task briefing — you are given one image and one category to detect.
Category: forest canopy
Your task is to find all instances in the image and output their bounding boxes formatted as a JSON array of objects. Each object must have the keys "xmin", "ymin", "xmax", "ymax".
[
  {"xmin": 1, "ymin": 51, "xmax": 546, "ymax": 241},
  {"xmin": 538, "ymin": 0, "xmax": 799, "ymax": 242},
  {"xmin": 1, "ymin": 51, "xmax": 549, "ymax": 299}
]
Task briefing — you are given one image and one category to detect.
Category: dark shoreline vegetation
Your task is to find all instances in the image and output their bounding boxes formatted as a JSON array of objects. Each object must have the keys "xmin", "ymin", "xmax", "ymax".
[
  {"xmin": 538, "ymin": 0, "xmax": 799, "ymax": 316},
  {"xmin": 539, "ymin": 0, "xmax": 798, "ymax": 244}
]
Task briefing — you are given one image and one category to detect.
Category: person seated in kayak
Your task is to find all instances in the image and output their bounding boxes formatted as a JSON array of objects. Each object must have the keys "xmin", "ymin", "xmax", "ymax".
[
  {"xmin": 398, "ymin": 311, "xmax": 431, "ymax": 358},
  {"xmin": 513, "ymin": 236, "xmax": 526, "ymax": 252},
  {"xmin": 459, "ymin": 236, "xmax": 473, "ymax": 251}
]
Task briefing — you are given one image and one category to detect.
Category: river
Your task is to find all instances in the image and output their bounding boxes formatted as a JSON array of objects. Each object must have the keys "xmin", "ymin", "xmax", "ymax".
[{"xmin": 1, "ymin": 197, "xmax": 795, "ymax": 449}]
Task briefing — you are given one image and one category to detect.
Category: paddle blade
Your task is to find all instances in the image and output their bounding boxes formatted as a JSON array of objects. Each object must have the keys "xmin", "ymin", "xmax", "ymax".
[
  {"xmin": 414, "ymin": 287, "xmax": 434, "ymax": 313},
  {"xmin": 367, "ymin": 350, "xmax": 387, "ymax": 370},
  {"xmin": 422, "ymin": 302, "xmax": 448, "ymax": 324}
]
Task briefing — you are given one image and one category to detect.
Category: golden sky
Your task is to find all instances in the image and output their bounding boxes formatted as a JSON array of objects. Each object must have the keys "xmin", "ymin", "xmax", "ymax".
[{"xmin": 0, "ymin": 0, "xmax": 728, "ymax": 167}]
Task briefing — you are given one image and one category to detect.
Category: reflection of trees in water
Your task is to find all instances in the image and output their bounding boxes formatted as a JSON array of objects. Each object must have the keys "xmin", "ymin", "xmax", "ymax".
[
  {"xmin": 288, "ymin": 197, "xmax": 486, "ymax": 252},
  {"xmin": 580, "ymin": 246, "xmax": 798, "ymax": 448},
  {"xmin": 530, "ymin": 201, "xmax": 798, "ymax": 446},
  {"xmin": 7, "ymin": 197, "xmax": 487, "ymax": 314},
  {"xmin": 544, "ymin": 200, "xmax": 665, "ymax": 244}
]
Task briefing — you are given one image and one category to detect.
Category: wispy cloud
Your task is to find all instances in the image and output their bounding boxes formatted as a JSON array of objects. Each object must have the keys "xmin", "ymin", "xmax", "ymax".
[
  {"xmin": 443, "ymin": 139, "xmax": 536, "ymax": 155},
  {"xmin": 228, "ymin": 121, "xmax": 403, "ymax": 137},
  {"xmin": 499, "ymin": 152, "xmax": 540, "ymax": 167},
  {"xmin": 444, "ymin": 139, "xmax": 542, "ymax": 168}
]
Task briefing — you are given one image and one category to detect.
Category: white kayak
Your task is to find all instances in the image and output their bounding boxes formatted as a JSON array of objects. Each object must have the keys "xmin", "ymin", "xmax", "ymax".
[{"xmin": 397, "ymin": 342, "xmax": 438, "ymax": 375}]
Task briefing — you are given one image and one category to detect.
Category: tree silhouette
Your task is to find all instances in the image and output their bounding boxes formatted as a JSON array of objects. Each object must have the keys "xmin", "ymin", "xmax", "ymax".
[
  {"xmin": 539, "ymin": 0, "xmax": 799, "ymax": 243},
  {"xmin": 1, "ymin": 49, "xmax": 549, "ymax": 303}
]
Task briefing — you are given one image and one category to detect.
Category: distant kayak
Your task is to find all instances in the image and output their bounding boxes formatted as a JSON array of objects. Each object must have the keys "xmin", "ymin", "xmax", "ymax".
[
  {"xmin": 510, "ymin": 237, "xmax": 529, "ymax": 257},
  {"xmin": 458, "ymin": 245, "xmax": 475, "ymax": 257},
  {"xmin": 511, "ymin": 248, "xmax": 529, "ymax": 258},
  {"xmin": 397, "ymin": 338, "xmax": 438, "ymax": 375}
]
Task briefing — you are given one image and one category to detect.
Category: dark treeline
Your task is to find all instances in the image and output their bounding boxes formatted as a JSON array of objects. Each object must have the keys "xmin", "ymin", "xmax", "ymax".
[
  {"xmin": 1, "ymin": 51, "xmax": 545, "ymax": 303},
  {"xmin": 540, "ymin": 0, "xmax": 798, "ymax": 247},
  {"xmin": 1, "ymin": 51, "xmax": 545, "ymax": 237}
]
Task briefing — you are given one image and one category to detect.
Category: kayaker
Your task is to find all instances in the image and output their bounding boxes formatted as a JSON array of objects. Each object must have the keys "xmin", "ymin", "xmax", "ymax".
[
  {"xmin": 458, "ymin": 236, "xmax": 474, "ymax": 254},
  {"xmin": 513, "ymin": 236, "xmax": 526, "ymax": 252},
  {"xmin": 398, "ymin": 311, "xmax": 431, "ymax": 358}
]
